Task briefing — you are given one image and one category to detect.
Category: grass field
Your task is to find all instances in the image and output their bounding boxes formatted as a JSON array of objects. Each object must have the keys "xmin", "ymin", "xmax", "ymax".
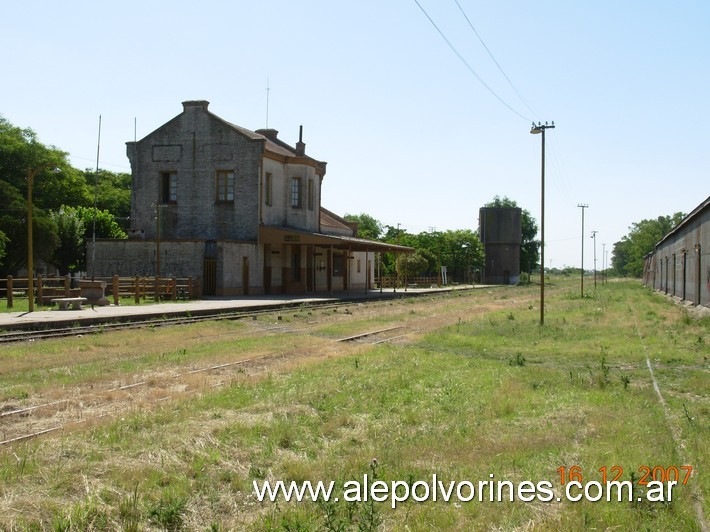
[{"xmin": 0, "ymin": 278, "xmax": 707, "ymax": 530}]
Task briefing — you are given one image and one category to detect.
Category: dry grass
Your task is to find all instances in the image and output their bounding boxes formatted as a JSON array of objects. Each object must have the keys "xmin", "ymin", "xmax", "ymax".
[{"xmin": 0, "ymin": 279, "xmax": 706, "ymax": 530}]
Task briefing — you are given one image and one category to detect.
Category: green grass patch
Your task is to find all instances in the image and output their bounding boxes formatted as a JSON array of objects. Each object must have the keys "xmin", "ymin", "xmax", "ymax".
[{"xmin": 0, "ymin": 279, "xmax": 706, "ymax": 529}]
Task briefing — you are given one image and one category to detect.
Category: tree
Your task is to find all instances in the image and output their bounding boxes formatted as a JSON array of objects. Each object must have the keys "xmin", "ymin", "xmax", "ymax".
[
  {"xmin": 49, "ymin": 207, "xmax": 85, "ymax": 275},
  {"xmin": 343, "ymin": 213, "xmax": 383, "ymax": 241},
  {"xmin": 48, "ymin": 205, "xmax": 127, "ymax": 275},
  {"xmin": 73, "ymin": 206, "xmax": 127, "ymax": 240},
  {"xmin": 483, "ymin": 196, "xmax": 539, "ymax": 275},
  {"xmin": 83, "ymin": 169, "xmax": 132, "ymax": 228},
  {"xmin": 397, "ymin": 252, "xmax": 429, "ymax": 277},
  {"xmin": 0, "ymin": 116, "xmax": 77, "ymax": 275},
  {"xmin": 612, "ymin": 213, "xmax": 685, "ymax": 277},
  {"xmin": 0, "ymin": 229, "xmax": 8, "ymax": 270},
  {"xmin": 0, "ymin": 179, "xmax": 58, "ymax": 275},
  {"xmin": 386, "ymin": 228, "xmax": 484, "ymax": 282}
]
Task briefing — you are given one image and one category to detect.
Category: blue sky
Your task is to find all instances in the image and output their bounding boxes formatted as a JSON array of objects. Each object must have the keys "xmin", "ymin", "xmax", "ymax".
[{"xmin": 2, "ymin": 1, "xmax": 708, "ymax": 269}]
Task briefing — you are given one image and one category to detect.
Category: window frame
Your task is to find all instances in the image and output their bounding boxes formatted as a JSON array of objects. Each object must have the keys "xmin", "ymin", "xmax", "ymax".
[
  {"xmin": 291, "ymin": 177, "xmax": 302, "ymax": 209},
  {"xmin": 160, "ymin": 171, "xmax": 177, "ymax": 204},
  {"xmin": 216, "ymin": 170, "xmax": 235, "ymax": 203}
]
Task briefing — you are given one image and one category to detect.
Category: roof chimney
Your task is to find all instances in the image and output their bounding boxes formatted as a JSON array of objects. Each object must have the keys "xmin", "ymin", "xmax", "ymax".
[
  {"xmin": 182, "ymin": 100, "xmax": 209, "ymax": 111},
  {"xmin": 255, "ymin": 128, "xmax": 279, "ymax": 141},
  {"xmin": 295, "ymin": 125, "xmax": 306, "ymax": 156}
]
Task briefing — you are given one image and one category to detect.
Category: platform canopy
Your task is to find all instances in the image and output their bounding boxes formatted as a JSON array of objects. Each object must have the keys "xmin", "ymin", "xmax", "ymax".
[{"xmin": 259, "ymin": 225, "xmax": 413, "ymax": 253}]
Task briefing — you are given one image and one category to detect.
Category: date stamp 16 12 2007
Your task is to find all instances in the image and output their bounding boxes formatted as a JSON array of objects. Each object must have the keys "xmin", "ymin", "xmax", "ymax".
[{"xmin": 557, "ymin": 465, "xmax": 693, "ymax": 486}]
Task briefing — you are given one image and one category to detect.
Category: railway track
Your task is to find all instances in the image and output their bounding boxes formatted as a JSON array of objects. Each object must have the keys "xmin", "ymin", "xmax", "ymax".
[
  {"xmin": 0, "ymin": 289, "xmax": 459, "ymax": 344},
  {"xmin": 0, "ymin": 306, "xmax": 417, "ymax": 447},
  {"xmin": 0, "ymin": 305, "xmax": 328, "ymax": 344},
  {"xmin": 0, "ymin": 287, "xmax": 514, "ymax": 449},
  {"xmin": 0, "ymin": 326, "xmax": 414, "ymax": 447}
]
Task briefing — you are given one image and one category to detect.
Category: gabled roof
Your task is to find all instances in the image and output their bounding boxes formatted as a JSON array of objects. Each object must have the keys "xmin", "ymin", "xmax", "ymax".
[
  {"xmin": 320, "ymin": 207, "xmax": 357, "ymax": 235},
  {"xmin": 131, "ymin": 100, "xmax": 326, "ymax": 174},
  {"xmin": 205, "ymin": 107, "xmax": 324, "ymax": 169}
]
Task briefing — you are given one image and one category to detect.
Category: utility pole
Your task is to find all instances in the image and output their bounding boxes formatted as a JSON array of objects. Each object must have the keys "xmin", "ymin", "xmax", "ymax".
[
  {"xmin": 591, "ymin": 230, "xmax": 598, "ymax": 289},
  {"xmin": 394, "ymin": 222, "xmax": 401, "ymax": 293},
  {"xmin": 602, "ymin": 243, "xmax": 606, "ymax": 285},
  {"xmin": 531, "ymin": 122, "xmax": 555, "ymax": 326},
  {"xmin": 577, "ymin": 204, "xmax": 588, "ymax": 298}
]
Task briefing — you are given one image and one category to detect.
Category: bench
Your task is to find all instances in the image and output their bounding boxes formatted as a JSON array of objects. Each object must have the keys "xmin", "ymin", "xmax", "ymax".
[{"xmin": 51, "ymin": 297, "xmax": 88, "ymax": 311}]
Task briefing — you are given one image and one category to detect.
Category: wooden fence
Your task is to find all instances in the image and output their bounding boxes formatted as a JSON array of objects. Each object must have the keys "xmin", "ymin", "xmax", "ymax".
[{"xmin": 2, "ymin": 275, "xmax": 198, "ymax": 308}]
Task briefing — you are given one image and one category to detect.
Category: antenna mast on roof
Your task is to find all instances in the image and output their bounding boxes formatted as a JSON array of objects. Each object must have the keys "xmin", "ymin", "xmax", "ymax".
[{"xmin": 265, "ymin": 77, "xmax": 270, "ymax": 129}]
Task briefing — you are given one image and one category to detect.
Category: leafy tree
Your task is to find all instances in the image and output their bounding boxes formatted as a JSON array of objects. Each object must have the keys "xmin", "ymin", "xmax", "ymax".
[
  {"xmin": 397, "ymin": 251, "xmax": 429, "ymax": 276},
  {"xmin": 49, "ymin": 207, "xmax": 85, "ymax": 274},
  {"xmin": 48, "ymin": 205, "xmax": 127, "ymax": 274},
  {"xmin": 483, "ymin": 196, "xmax": 539, "ymax": 275},
  {"xmin": 83, "ymin": 169, "xmax": 131, "ymax": 226},
  {"xmin": 382, "ymin": 227, "xmax": 484, "ymax": 282},
  {"xmin": 344, "ymin": 212, "xmax": 383, "ymax": 241},
  {"xmin": 33, "ymin": 165, "xmax": 91, "ymax": 211},
  {"xmin": 0, "ymin": 116, "xmax": 78, "ymax": 275},
  {"xmin": 0, "ymin": 180, "xmax": 58, "ymax": 275},
  {"xmin": 0, "ymin": 229, "xmax": 8, "ymax": 269},
  {"xmin": 0, "ymin": 117, "xmax": 85, "ymax": 209},
  {"xmin": 73, "ymin": 205, "xmax": 127, "ymax": 240},
  {"xmin": 612, "ymin": 213, "xmax": 684, "ymax": 277}
]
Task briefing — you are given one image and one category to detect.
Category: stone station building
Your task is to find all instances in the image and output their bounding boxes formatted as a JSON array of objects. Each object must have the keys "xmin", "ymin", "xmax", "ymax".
[{"xmin": 90, "ymin": 100, "xmax": 410, "ymax": 296}]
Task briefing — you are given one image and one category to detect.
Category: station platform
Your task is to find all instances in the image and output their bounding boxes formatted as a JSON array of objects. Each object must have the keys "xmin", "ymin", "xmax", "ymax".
[{"xmin": 0, "ymin": 285, "xmax": 478, "ymax": 332}]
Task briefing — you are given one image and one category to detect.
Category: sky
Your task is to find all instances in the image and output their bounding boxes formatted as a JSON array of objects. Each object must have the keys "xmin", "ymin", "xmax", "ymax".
[{"xmin": 2, "ymin": 1, "xmax": 708, "ymax": 269}]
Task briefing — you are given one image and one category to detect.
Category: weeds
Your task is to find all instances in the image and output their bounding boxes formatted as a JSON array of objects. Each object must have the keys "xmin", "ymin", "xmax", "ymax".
[
  {"xmin": 621, "ymin": 374, "xmax": 631, "ymax": 389},
  {"xmin": 147, "ymin": 489, "xmax": 187, "ymax": 531},
  {"xmin": 598, "ymin": 355, "xmax": 611, "ymax": 388},
  {"xmin": 0, "ymin": 278, "xmax": 705, "ymax": 530},
  {"xmin": 682, "ymin": 404, "xmax": 695, "ymax": 427},
  {"xmin": 119, "ymin": 484, "xmax": 141, "ymax": 532},
  {"xmin": 508, "ymin": 352, "xmax": 526, "ymax": 367},
  {"xmin": 318, "ymin": 459, "xmax": 382, "ymax": 532}
]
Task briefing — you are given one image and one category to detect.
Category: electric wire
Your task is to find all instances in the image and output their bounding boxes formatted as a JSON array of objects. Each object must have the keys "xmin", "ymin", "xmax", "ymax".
[
  {"xmin": 413, "ymin": 0, "xmax": 532, "ymax": 122},
  {"xmin": 452, "ymin": 0, "xmax": 539, "ymax": 119}
]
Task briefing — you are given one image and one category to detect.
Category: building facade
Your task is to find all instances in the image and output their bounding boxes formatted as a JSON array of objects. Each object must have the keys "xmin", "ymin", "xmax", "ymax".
[
  {"xmin": 643, "ymin": 196, "xmax": 710, "ymax": 307},
  {"xmin": 90, "ymin": 100, "xmax": 410, "ymax": 295}
]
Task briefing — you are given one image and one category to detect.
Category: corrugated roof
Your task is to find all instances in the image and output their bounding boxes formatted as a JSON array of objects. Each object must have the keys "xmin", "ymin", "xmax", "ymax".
[{"xmin": 655, "ymin": 195, "xmax": 710, "ymax": 248}]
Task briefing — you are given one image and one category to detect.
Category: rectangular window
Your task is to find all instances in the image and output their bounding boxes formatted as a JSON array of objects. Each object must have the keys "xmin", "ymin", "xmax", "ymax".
[
  {"xmin": 307, "ymin": 179, "xmax": 314, "ymax": 210},
  {"xmin": 216, "ymin": 170, "xmax": 235, "ymax": 202},
  {"xmin": 265, "ymin": 172, "xmax": 272, "ymax": 206},
  {"xmin": 291, "ymin": 177, "xmax": 302, "ymax": 208},
  {"xmin": 357, "ymin": 259, "xmax": 361, "ymax": 273},
  {"xmin": 161, "ymin": 172, "xmax": 177, "ymax": 204}
]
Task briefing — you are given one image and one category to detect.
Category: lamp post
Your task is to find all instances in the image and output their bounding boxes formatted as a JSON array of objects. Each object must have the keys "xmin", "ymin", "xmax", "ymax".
[
  {"xmin": 530, "ymin": 122, "xmax": 554, "ymax": 326},
  {"xmin": 27, "ymin": 163, "xmax": 60, "ymax": 312}
]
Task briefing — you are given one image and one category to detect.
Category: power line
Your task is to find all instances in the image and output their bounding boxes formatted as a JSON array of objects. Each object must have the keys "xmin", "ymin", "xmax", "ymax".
[
  {"xmin": 413, "ymin": 0, "xmax": 532, "ymax": 122},
  {"xmin": 452, "ymin": 0, "xmax": 538, "ymax": 119}
]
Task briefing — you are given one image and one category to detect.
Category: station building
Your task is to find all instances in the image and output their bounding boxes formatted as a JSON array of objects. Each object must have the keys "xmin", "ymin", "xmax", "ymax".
[{"xmin": 89, "ymin": 100, "xmax": 410, "ymax": 295}]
